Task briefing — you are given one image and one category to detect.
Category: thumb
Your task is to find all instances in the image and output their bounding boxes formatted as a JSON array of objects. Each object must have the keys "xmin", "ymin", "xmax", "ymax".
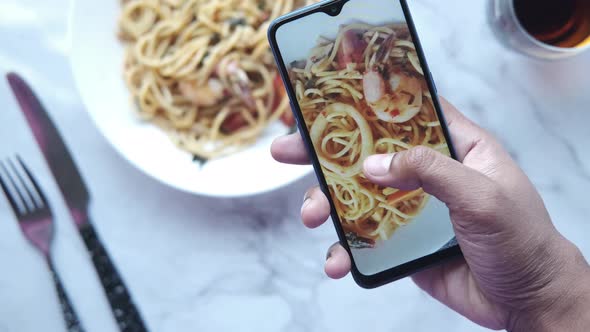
[{"xmin": 363, "ymin": 146, "xmax": 497, "ymax": 209}]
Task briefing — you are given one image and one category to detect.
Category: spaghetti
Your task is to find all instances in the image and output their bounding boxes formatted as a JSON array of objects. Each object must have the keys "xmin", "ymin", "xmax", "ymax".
[
  {"xmin": 289, "ymin": 23, "xmax": 450, "ymax": 249},
  {"xmin": 118, "ymin": 0, "xmax": 313, "ymax": 160}
]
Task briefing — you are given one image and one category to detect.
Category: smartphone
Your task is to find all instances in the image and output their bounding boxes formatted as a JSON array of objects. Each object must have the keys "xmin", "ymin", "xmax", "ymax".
[{"xmin": 268, "ymin": 0, "xmax": 462, "ymax": 288}]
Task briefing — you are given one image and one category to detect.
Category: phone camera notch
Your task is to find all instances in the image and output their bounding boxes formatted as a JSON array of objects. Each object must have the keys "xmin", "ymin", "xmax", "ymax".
[{"xmin": 323, "ymin": 0, "xmax": 347, "ymax": 16}]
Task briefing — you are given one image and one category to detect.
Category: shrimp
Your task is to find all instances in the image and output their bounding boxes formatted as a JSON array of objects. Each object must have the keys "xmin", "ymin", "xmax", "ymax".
[
  {"xmin": 179, "ymin": 78, "xmax": 225, "ymax": 107},
  {"xmin": 180, "ymin": 57, "xmax": 257, "ymax": 110},
  {"xmin": 362, "ymin": 34, "xmax": 423, "ymax": 123},
  {"xmin": 216, "ymin": 57, "xmax": 256, "ymax": 109}
]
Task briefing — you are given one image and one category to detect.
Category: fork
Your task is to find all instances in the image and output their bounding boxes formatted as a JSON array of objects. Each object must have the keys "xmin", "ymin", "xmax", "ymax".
[{"xmin": 0, "ymin": 156, "xmax": 85, "ymax": 332}]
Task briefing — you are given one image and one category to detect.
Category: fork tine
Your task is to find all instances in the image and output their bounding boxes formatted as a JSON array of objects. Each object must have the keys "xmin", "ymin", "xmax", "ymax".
[
  {"xmin": 8, "ymin": 157, "xmax": 40, "ymax": 210},
  {"xmin": 16, "ymin": 156, "xmax": 47, "ymax": 208},
  {"xmin": 0, "ymin": 161, "xmax": 27, "ymax": 215}
]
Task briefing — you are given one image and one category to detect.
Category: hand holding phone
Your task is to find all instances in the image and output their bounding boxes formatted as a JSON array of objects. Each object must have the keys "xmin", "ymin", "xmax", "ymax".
[
  {"xmin": 268, "ymin": 0, "xmax": 460, "ymax": 287},
  {"xmin": 268, "ymin": 1, "xmax": 590, "ymax": 331},
  {"xmin": 272, "ymin": 96, "xmax": 590, "ymax": 330}
]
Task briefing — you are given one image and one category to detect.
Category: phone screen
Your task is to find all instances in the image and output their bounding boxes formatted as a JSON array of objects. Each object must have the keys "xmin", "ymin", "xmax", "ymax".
[{"xmin": 273, "ymin": 0, "xmax": 457, "ymax": 277}]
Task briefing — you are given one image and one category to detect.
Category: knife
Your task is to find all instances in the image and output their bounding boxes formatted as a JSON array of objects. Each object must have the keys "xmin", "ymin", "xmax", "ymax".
[{"xmin": 7, "ymin": 73, "xmax": 149, "ymax": 332}]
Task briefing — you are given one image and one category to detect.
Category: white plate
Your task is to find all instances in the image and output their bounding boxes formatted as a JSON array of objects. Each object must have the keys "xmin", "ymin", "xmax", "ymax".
[{"xmin": 68, "ymin": 0, "xmax": 312, "ymax": 197}]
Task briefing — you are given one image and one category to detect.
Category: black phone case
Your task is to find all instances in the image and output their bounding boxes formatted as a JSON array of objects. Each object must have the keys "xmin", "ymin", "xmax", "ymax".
[{"xmin": 268, "ymin": 0, "xmax": 463, "ymax": 288}]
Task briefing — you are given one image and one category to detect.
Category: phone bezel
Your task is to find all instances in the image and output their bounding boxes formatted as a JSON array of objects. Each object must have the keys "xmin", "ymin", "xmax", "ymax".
[{"xmin": 268, "ymin": 0, "xmax": 462, "ymax": 289}]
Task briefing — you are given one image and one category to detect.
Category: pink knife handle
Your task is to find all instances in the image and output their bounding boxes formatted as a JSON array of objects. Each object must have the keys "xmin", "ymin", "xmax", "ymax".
[{"xmin": 79, "ymin": 222, "xmax": 148, "ymax": 332}]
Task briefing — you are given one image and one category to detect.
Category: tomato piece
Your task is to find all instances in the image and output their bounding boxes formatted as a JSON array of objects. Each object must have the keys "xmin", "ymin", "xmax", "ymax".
[
  {"xmin": 271, "ymin": 74, "xmax": 287, "ymax": 112},
  {"xmin": 270, "ymin": 73, "xmax": 296, "ymax": 127},
  {"xmin": 221, "ymin": 113, "xmax": 248, "ymax": 134},
  {"xmin": 280, "ymin": 111, "xmax": 296, "ymax": 127}
]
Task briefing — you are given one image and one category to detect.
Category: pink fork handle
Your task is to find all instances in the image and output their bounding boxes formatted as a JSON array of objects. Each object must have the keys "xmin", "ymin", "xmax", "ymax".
[
  {"xmin": 47, "ymin": 259, "xmax": 85, "ymax": 332},
  {"xmin": 79, "ymin": 222, "xmax": 148, "ymax": 332}
]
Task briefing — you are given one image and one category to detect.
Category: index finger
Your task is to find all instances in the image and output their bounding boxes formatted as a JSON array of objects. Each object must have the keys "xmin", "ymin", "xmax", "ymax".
[{"xmin": 271, "ymin": 132, "xmax": 311, "ymax": 165}]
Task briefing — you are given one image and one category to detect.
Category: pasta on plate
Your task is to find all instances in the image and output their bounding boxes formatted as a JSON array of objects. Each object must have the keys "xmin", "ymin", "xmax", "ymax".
[
  {"xmin": 289, "ymin": 23, "xmax": 451, "ymax": 249},
  {"xmin": 118, "ymin": 0, "xmax": 314, "ymax": 160}
]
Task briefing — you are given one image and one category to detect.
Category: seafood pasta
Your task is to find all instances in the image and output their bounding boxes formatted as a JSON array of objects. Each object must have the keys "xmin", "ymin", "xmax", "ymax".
[
  {"xmin": 118, "ymin": 0, "xmax": 315, "ymax": 160},
  {"xmin": 288, "ymin": 23, "xmax": 451, "ymax": 249}
]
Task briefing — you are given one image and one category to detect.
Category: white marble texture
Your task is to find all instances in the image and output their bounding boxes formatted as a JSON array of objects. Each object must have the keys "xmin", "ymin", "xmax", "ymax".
[{"xmin": 0, "ymin": 0, "xmax": 589, "ymax": 331}]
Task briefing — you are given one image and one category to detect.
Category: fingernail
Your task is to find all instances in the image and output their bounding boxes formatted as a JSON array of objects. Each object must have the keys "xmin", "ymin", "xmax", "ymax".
[
  {"xmin": 303, "ymin": 191, "xmax": 311, "ymax": 204},
  {"xmin": 364, "ymin": 154, "xmax": 395, "ymax": 177},
  {"xmin": 326, "ymin": 243, "xmax": 339, "ymax": 261},
  {"xmin": 301, "ymin": 194, "xmax": 312, "ymax": 213}
]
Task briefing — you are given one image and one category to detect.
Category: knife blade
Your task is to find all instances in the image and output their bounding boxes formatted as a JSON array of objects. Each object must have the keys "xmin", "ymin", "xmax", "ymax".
[
  {"xmin": 7, "ymin": 74, "xmax": 89, "ymax": 218},
  {"xmin": 7, "ymin": 73, "xmax": 148, "ymax": 332}
]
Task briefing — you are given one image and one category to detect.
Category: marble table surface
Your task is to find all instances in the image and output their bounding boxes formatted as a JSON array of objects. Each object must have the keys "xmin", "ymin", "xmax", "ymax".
[{"xmin": 1, "ymin": 1, "xmax": 589, "ymax": 331}]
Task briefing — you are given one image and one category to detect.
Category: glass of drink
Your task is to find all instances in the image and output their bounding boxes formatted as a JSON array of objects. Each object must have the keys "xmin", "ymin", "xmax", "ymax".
[{"xmin": 488, "ymin": 0, "xmax": 590, "ymax": 59}]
